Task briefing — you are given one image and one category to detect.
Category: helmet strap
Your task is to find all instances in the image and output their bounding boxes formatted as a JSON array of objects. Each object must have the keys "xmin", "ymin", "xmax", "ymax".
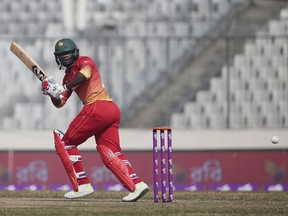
[
  {"xmin": 55, "ymin": 54, "xmax": 63, "ymax": 70},
  {"xmin": 73, "ymin": 49, "xmax": 79, "ymax": 60}
]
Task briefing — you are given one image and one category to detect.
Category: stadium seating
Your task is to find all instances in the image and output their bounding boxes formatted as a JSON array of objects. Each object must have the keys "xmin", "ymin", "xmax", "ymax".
[
  {"xmin": 1, "ymin": 0, "xmax": 287, "ymax": 130},
  {"xmin": 171, "ymin": 5, "xmax": 288, "ymax": 129}
]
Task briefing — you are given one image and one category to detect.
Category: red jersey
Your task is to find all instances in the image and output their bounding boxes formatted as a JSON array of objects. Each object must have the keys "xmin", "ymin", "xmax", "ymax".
[{"xmin": 62, "ymin": 56, "xmax": 112, "ymax": 105}]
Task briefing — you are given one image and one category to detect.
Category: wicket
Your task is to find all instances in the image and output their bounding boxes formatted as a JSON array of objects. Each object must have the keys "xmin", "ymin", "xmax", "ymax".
[{"xmin": 153, "ymin": 127, "xmax": 173, "ymax": 202}]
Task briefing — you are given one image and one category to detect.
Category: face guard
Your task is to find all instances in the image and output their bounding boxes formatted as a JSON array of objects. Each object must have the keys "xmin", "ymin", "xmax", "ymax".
[{"xmin": 57, "ymin": 51, "xmax": 75, "ymax": 68}]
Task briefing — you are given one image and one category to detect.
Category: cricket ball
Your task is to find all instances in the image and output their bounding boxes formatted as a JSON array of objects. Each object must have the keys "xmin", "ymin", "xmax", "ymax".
[{"xmin": 271, "ymin": 136, "xmax": 279, "ymax": 144}]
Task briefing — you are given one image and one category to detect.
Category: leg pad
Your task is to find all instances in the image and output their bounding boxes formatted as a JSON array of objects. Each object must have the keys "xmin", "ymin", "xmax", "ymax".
[
  {"xmin": 54, "ymin": 129, "xmax": 78, "ymax": 192},
  {"xmin": 97, "ymin": 145, "xmax": 135, "ymax": 192}
]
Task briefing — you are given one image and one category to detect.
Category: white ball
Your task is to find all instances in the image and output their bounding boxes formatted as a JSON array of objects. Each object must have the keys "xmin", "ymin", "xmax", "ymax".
[{"xmin": 271, "ymin": 136, "xmax": 279, "ymax": 144}]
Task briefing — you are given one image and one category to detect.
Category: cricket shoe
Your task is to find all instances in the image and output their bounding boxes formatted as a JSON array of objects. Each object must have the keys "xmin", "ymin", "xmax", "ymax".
[
  {"xmin": 122, "ymin": 181, "xmax": 149, "ymax": 202},
  {"xmin": 64, "ymin": 183, "xmax": 94, "ymax": 199}
]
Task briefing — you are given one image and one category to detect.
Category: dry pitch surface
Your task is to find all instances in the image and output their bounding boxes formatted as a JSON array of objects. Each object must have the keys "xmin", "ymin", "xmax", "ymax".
[{"xmin": 0, "ymin": 190, "xmax": 287, "ymax": 216}]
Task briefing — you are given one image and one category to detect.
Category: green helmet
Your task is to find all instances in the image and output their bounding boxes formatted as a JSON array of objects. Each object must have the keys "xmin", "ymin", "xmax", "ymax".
[
  {"xmin": 54, "ymin": 38, "xmax": 78, "ymax": 55},
  {"xmin": 54, "ymin": 38, "xmax": 79, "ymax": 68}
]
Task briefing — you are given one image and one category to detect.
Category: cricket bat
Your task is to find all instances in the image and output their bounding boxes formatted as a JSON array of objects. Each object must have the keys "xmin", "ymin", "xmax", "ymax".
[{"xmin": 10, "ymin": 42, "xmax": 47, "ymax": 82}]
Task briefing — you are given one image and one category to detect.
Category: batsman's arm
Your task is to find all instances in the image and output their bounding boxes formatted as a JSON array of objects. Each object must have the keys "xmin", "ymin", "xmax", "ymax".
[
  {"xmin": 65, "ymin": 71, "xmax": 87, "ymax": 89},
  {"xmin": 51, "ymin": 96, "xmax": 63, "ymax": 107},
  {"xmin": 52, "ymin": 72, "xmax": 87, "ymax": 108},
  {"xmin": 51, "ymin": 91, "xmax": 70, "ymax": 108}
]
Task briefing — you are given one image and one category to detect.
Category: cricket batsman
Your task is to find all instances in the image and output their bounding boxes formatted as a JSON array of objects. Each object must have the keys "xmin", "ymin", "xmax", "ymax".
[{"xmin": 41, "ymin": 38, "xmax": 149, "ymax": 201}]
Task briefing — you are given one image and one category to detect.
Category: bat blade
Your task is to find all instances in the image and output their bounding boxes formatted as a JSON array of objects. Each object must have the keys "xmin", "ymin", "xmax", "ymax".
[{"xmin": 10, "ymin": 42, "xmax": 47, "ymax": 82}]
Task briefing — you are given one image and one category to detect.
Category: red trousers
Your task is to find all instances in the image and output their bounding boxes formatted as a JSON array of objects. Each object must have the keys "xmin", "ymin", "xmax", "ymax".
[
  {"xmin": 62, "ymin": 100, "xmax": 121, "ymax": 152},
  {"xmin": 61, "ymin": 100, "xmax": 141, "ymax": 185}
]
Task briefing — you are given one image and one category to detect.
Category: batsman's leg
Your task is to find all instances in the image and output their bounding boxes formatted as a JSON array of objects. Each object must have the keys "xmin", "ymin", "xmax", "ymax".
[
  {"xmin": 121, "ymin": 181, "xmax": 149, "ymax": 202},
  {"xmin": 117, "ymin": 152, "xmax": 149, "ymax": 202},
  {"xmin": 54, "ymin": 129, "xmax": 78, "ymax": 191},
  {"xmin": 97, "ymin": 145, "xmax": 149, "ymax": 202},
  {"xmin": 64, "ymin": 146, "xmax": 94, "ymax": 199},
  {"xmin": 54, "ymin": 129, "xmax": 94, "ymax": 199},
  {"xmin": 97, "ymin": 145, "xmax": 136, "ymax": 191}
]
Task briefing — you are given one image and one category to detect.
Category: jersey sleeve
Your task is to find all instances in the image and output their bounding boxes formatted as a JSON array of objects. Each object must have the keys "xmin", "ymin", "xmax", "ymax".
[{"xmin": 79, "ymin": 65, "xmax": 92, "ymax": 79}]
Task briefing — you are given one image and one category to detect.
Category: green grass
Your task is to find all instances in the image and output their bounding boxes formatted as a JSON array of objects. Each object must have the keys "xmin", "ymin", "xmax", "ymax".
[{"xmin": 0, "ymin": 191, "xmax": 287, "ymax": 216}]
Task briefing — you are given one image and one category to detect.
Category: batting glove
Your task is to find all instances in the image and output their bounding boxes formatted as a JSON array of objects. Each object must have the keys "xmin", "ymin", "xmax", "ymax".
[
  {"xmin": 42, "ymin": 76, "xmax": 54, "ymax": 95},
  {"xmin": 42, "ymin": 76, "xmax": 67, "ymax": 98}
]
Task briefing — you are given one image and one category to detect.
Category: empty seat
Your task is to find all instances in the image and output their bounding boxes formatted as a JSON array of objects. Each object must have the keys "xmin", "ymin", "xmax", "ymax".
[
  {"xmin": 214, "ymin": 91, "xmax": 227, "ymax": 103},
  {"xmin": 126, "ymin": 22, "xmax": 146, "ymax": 36},
  {"xmin": 184, "ymin": 102, "xmax": 202, "ymax": 115},
  {"xmin": 188, "ymin": 113, "xmax": 208, "ymax": 128},
  {"xmin": 45, "ymin": 23, "xmax": 63, "ymax": 37},
  {"xmin": 259, "ymin": 42, "xmax": 283, "ymax": 57},
  {"xmin": 276, "ymin": 67, "xmax": 288, "ymax": 80},
  {"xmin": 251, "ymin": 55, "xmax": 271, "ymax": 68},
  {"xmin": 265, "ymin": 113, "xmax": 284, "ymax": 128},
  {"xmin": 196, "ymin": 91, "xmax": 215, "ymax": 103},
  {"xmin": 280, "ymin": 8, "xmax": 288, "ymax": 19},
  {"xmin": 257, "ymin": 67, "xmax": 277, "ymax": 79},
  {"xmin": 229, "ymin": 102, "xmax": 242, "ymax": 114},
  {"xmin": 261, "ymin": 101, "xmax": 278, "ymax": 114},
  {"xmin": 240, "ymin": 102, "xmax": 261, "ymax": 115},
  {"xmin": 229, "ymin": 113, "xmax": 247, "ymax": 129},
  {"xmin": 207, "ymin": 113, "xmax": 227, "ymax": 129},
  {"xmin": 273, "ymin": 39, "xmax": 288, "ymax": 57},
  {"xmin": 271, "ymin": 89, "xmax": 288, "ymax": 101},
  {"xmin": 255, "ymin": 37, "xmax": 273, "ymax": 48},
  {"xmin": 246, "ymin": 113, "xmax": 265, "ymax": 128},
  {"xmin": 46, "ymin": 0, "xmax": 59, "ymax": 12},
  {"xmin": 268, "ymin": 20, "xmax": 286, "ymax": 35},
  {"xmin": 248, "ymin": 78, "xmax": 267, "ymax": 91},
  {"xmin": 266, "ymin": 79, "xmax": 286, "ymax": 91},
  {"xmin": 32, "ymin": 103, "xmax": 44, "ymax": 121},
  {"xmin": 170, "ymin": 0, "xmax": 190, "ymax": 18},
  {"xmin": 271, "ymin": 56, "xmax": 288, "ymax": 67},
  {"xmin": 8, "ymin": 24, "xmax": 26, "ymax": 35},
  {"xmin": 231, "ymin": 90, "xmax": 251, "ymax": 102},
  {"xmin": 244, "ymin": 42, "xmax": 262, "ymax": 56},
  {"xmin": 234, "ymin": 55, "xmax": 251, "ymax": 68},
  {"xmin": 2, "ymin": 118, "xmax": 19, "ymax": 130},
  {"xmin": 211, "ymin": 0, "xmax": 231, "ymax": 19},
  {"xmin": 227, "ymin": 66, "xmax": 241, "ymax": 79},
  {"xmin": 190, "ymin": 0, "xmax": 210, "ymax": 20},
  {"xmin": 146, "ymin": 0, "xmax": 169, "ymax": 18},
  {"xmin": 278, "ymin": 101, "xmax": 288, "ymax": 113},
  {"xmin": 210, "ymin": 77, "xmax": 226, "ymax": 91},
  {"xmin": 229, "ymin": 79, "xmax": 248, "ymax": 92},
  {"xmin": 14, "ymin": 103, "xmax": 30, "ymax": 120},
  {"xmin": 192, "ymin": 21, "xmax": 210, "ymax": 36},
  {"xmin": 238, "ymin": 67, "xmax": 258, "ymax": 80},
  {"xmin": 170, "ymin": 113, "xmax": 188, "ymax": 129},
  {"xmin": 203, "ymin": 102, "xmax": 226, "ymax": 114},
  {"xmin": 175, "ymin": 22, "xmax": 191, "ymax": 36},
  {"xmin": 251, "ymin": 90, "xmax": 271, "ymax": 102}
]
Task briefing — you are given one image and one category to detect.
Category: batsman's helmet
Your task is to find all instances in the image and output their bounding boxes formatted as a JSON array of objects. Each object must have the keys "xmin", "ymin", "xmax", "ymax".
[{"xmin": 54, "ymin": 38, "xmax": 79, "ymax": 69}]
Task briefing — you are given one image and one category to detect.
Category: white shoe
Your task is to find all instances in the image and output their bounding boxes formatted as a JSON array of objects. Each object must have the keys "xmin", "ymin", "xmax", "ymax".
[
  {"xmin": 122, "ymin": 181, "xmax": 149, "ymax": 202},
  {"xmin": 64, "ymin": 183, "xmax": 94, "ymax": 199}
]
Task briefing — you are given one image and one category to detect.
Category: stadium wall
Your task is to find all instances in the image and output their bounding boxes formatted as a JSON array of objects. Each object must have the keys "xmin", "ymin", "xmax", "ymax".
[
  {"xmin": 0, "ymin": 129, "xmax": 287, "ymax": 151},
  {"xmin": 0, "ymin": 129, "xmax": 287, "ymax": 191}
]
